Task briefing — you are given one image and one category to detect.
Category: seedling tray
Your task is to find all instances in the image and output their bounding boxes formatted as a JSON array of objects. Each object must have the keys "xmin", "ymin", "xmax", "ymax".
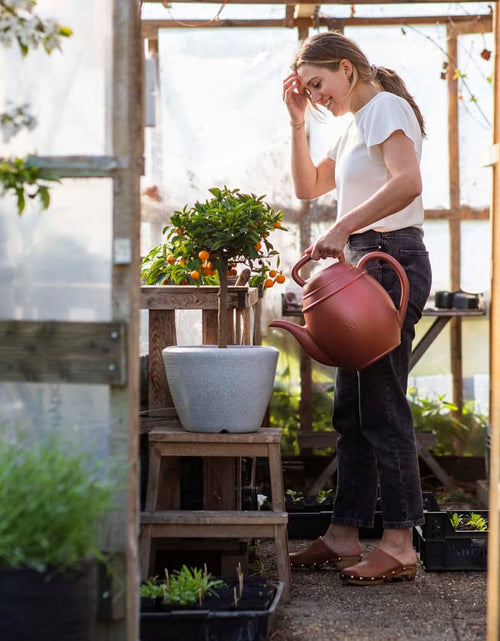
[
  {"xmin": 414, "ymin": 510, "xmax": 488, "ymax": 571},
  {"xmin": 140, "ymin": 579, "xmax": 283, "ymax": 641}
]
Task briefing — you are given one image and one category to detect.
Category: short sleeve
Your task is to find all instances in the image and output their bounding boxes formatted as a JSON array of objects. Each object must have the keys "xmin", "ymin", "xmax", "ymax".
[
  {"xmin": 359, "ymin": 94, "xmax": 421, "ymax": 163},
  {"xmin": 326, "ymin": 138, "xmax": 340, "ymax": 161}
]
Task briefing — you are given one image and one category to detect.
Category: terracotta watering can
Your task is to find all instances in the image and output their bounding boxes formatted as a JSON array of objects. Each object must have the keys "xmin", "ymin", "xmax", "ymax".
[{"xmin": 269, "ymin": 251, "xmax": 409, "ymax": 371}]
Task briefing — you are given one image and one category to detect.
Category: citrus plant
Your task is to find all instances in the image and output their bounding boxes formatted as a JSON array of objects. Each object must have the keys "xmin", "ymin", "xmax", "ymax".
[{"xmin": 141, "ymin": 186, "xmax": 287, "ymax": 347}]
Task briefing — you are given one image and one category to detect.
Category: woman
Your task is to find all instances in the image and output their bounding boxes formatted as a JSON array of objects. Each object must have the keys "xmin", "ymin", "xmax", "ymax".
[{"xmin": 283, "ymin": 31, "xmax": 432, "ymax": 585}]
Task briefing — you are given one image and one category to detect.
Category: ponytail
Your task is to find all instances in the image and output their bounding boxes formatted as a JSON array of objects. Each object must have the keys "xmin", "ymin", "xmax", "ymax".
[{"xmin": 372, "ymin": 65, "xmax": 426, "ymax": 137}]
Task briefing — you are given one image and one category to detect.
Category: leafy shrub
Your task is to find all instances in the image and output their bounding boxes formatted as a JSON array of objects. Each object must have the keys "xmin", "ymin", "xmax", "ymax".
[
  {"xmin": 408, "ymin": 387, "xmax": 487, "ymax": 456},
  {"xmin": 0, "ymin": 437, "xmax": 115, "ymax": 572}
]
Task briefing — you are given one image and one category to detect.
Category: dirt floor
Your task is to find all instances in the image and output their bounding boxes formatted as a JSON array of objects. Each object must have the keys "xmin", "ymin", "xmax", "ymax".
[{"xmin": 261, "ymin": 486, "xmax": 488, "ymax": 641}]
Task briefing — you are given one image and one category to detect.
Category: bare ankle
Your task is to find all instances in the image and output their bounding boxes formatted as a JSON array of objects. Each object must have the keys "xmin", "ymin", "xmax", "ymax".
[{"xmin": 323, "ymin": 524, "xmax": 361, "ymax": 554}]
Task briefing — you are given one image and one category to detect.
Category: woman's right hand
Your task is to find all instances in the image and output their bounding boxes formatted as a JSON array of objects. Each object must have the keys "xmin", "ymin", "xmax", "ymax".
[{"xmin": 282, "ymin": 71, "xmax": 308, "ymax": 124}]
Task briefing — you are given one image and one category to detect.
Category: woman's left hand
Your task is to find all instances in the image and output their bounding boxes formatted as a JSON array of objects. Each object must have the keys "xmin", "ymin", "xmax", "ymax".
[{"xmin": 307, "ymin": 223, "xmax": 349, "ymax": 261}]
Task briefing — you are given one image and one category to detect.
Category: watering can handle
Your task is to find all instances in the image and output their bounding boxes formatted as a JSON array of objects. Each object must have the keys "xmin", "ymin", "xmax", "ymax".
[
  {"xmin": 291, "ymin": 251, "xmax": 345, "ymax": 288},
  {"xmin": 356, "ymin": 251, "xmax": 410, "ymax": 328}
]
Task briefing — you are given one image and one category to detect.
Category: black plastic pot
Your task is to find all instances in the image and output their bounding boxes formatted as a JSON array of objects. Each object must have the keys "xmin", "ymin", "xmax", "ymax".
[
  {"xmin": 0, "ymin": 561, "xmax": 97, "ymax": 641},
  {"xmin": 140, "ymin": 579, "xmax": 283, "ymax": 641}
]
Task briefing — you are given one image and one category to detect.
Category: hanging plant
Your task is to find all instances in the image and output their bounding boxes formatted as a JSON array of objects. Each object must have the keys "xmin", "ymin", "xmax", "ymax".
[{"xmin": 0, "ymin": 156, "xmax": 59, "ymax": 214}]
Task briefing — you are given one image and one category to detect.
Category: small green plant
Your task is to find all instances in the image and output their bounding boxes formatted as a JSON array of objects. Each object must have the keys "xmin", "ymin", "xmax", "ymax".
[
  {"xmin": 450, "ymin": 512, "xmax": 488, "ymax": 532},
  {"xmin": 161, "ymin": 565, "xmax": 225, "ymax": 607},
  {"xmin": 465, "ymin": 513, "xmax": 488, "ymax": 532},
  {"xmin": 316, "ymin": 489, "xmax": 334, "ymax": 504},
  {"xmin": 0, "ymin": 157, "xmax": 59, "ymax": 215},
  {"xmin": 140, "ymin": 576, "xmax": 164, "ymax": 600},
  {"xmin": 141, "ymin": 187, "xmax": 287, "ymax": 348},
  {"xmin": 0, "ymin": 436, "xmax": 115, "ymax": 572},
  {"xmin": 286, "ymin": 489, "xmax": 305, "ymax": 504}
]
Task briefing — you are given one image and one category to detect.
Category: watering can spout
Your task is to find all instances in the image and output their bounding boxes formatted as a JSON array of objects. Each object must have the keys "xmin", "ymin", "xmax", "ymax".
[{"xmin": 269, "ymin": 320, "xmax": 337, "ymax": 367}]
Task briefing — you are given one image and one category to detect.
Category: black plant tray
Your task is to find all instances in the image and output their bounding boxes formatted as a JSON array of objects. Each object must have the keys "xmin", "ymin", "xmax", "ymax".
[
  {"xmin": 413, "ymin": 510, "xmax": 488, "ymax": 571},
  {"xmin": 287, "ymin": 492, "xmax": 440, "ymax": 540},
  {"xmin": 140, "ymin": 579, "xmax": 283, "ymax": 641}
]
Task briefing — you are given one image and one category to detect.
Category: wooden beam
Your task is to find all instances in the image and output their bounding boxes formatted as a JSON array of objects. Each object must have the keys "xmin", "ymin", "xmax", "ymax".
[
  {"xmin": 142, "ymin": 13, "xmax": 492, "ymax": 34},
  {"xmin": 0, "ymin": 321, "xmax": 127, "ymax": 385},
  {"xmin": 487, "ymin": 4, "xmax": 500, "ymax": 639},
  {"xmin": 446, "ymin": 28, "xmax": 463, "ymax": 424},
  {"xmin": 22, "ymin": 155, "xmax": 126, "ymax": 177},
  {"xmin": 144, "ymin": 0, "xmax": 494, "ymax": 5},
  {"xmin": 425, "ymin": 206, "xmax": 489, "ymax": 220}
]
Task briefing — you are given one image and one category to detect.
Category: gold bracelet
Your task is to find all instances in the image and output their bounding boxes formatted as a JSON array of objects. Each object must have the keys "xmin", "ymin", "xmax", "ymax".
[{"xmin": 290, "ymin": 120, "xmax": 305, "ymax": 129}]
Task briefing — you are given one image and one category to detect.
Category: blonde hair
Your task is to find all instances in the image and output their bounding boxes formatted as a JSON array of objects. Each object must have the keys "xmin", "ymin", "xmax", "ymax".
[{"xmin": 293, "ymin": 31, "xmax": 426, "ymax": 136}]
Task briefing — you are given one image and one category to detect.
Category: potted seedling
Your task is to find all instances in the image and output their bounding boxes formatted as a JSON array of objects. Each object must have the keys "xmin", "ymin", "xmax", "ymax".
[
  {"xmin": 141, "ymin": 186, "xmax": 288, "ymax": 433},
  {"xmin": 0, "ymin": 435, "xmax": 115, "ymax": 641},
  {"xmin": 140, "ymin": 563, "xmax": 283, "ymax": 641}
]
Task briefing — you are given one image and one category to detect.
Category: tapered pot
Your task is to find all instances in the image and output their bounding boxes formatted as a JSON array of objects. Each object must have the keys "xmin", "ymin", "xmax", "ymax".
[{"xmin": 162, "ymin": 345, "xmax": 279, "ymax": 433}]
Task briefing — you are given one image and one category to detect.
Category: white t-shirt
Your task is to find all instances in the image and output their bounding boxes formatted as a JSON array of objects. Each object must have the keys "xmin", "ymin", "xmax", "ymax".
[{"xmin": 327, "ymin": 91, "xmax": 424, "ymax": 234}]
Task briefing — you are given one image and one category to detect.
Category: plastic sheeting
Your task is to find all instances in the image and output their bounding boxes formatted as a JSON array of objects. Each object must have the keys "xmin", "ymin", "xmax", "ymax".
[{"xmin": 0, "ymin": 0, "xmax": 113, "ymax": 445}]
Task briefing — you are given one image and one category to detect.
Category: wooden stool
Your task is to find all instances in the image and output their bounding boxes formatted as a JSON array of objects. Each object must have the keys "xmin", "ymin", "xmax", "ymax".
[{"xmin": 139, "ymin": 426, "xmax": 291, "ymax": 602}]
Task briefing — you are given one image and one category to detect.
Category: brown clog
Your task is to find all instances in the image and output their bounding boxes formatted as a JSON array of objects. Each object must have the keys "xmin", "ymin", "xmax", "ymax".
[
  {"xmin": 290, "ymin": 536, "xmax": 362, "ymax": 571},
  {"xmin": 340, "ymin": 547, "xmax": 418, "ymax": 585}
]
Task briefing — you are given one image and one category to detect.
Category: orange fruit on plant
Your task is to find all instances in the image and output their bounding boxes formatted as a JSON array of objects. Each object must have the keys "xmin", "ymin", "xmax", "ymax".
[
  {"xmin": 254, "ymin": 242, "xmax": 262, "ymax": 251},
  {"xmin": 178, "ymin": 258, "xmax": 186, "ymax": 266},
  {"xmin": 167, "ymin": 254, "xmax": 175, "ymax": 264},
  {"xmin": 263, "ymin": 232, "xmax": 269, "ymax": 238},
  {"xmin": 276, "ymin": 273, "xmax": 286, "ymax": 284},
  {"xmin": 268, "ymin": 269, "xmax": 277, "ymax": 278},
  {"xmin": 264, "ymin": 278, "xmax": 274, "ymax": 288},
  {"xmin": 198, "ymin": 250, "xmax": 210, "ymax": 261},
  {"xmin": 273, "ymin": 220, "xmax": 281, "ymax": 228},
  {"xmin": 190, "ymin": 270, "xmax": 200, "ymax": 280},
  {"xmin": 176, "ymin": 228, "xmax": 183, "ymax": 235}
]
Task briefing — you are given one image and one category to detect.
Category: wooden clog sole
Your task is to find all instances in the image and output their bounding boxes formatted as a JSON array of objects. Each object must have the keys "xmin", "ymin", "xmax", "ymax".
[{"xmin": 340, "ymin": 563, "xmax": 418, "ymax": 585}]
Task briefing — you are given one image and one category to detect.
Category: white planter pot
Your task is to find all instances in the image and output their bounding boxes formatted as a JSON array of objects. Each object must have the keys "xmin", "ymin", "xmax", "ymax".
[{"xmin": 162, "ymin": 345, "xmax": 279, "ymax": 433}]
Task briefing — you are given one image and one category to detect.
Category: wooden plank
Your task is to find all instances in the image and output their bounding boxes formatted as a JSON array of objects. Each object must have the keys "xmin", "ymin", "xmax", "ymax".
[
  {"xmin": 425, "ymin": 206, "xmax": 489, "ymax": 220},
  {"xmin": 203, "ymin": 457, "xmax": 237, "ymax": 509},
  {"xmin": 141, "ymin": 13, "xmax": 492, "ymax": 34},
  {"xmin": 149, "ymin": 426, "xmax": 282, "ymax": 443},
  {"xmin": 0, "ymin": 320, "xmax": 127, "ymax": 385},
  {"xmin": 140, "ymin": 510, "xmax": 288, "ymax": 525},
  {"xmin": 154, "ymin": 440, "xmax": 273, "ymax": 458},
  {"xmin": 487, "ymin": 6, "xmax": 500, "ymax": 639},
  {"xmin": 24, "ymin": 154, "xmax": 126, "ymax": 176},
  {"xmin": 148, "ymin": 309, "xmax": 176, "ymax": 410},
  {"xmin": 298, "ymin": 432, "xmax": 339, "ymax": 449},
  {"xmin": 141, "ymin": 285, "xmax": 257, "ymax": 310},
  {"xmin": 144, "ymin": 0, "xmax": 491, "ymax": 6}
]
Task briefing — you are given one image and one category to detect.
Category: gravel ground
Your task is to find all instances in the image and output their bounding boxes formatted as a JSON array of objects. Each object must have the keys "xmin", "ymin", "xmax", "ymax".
[{"xmin": 267, "ymin": 539, "xmax": 487, "ymax": 641}]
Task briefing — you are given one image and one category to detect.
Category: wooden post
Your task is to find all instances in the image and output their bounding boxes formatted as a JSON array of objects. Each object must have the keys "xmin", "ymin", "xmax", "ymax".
[
  {"xmin": 487, "ymin": 6, "xmax": 500, "ymax": 639},
  {"xmin": 103, "ymin": 1, "xmax": 143, "ymax": 639},
  {"xmin": 447, "ymin": 28, "xmax": 464, "ymax": 450},
  {"xmin": 295, "ymin": 24, "xmax": 315, "ymax": 449}
]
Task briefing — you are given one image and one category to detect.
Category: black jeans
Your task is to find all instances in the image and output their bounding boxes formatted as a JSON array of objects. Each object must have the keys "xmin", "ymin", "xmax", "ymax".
[{"xmin": 331, "ymin": 227, "xmax": 432, "ymax": 529}]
